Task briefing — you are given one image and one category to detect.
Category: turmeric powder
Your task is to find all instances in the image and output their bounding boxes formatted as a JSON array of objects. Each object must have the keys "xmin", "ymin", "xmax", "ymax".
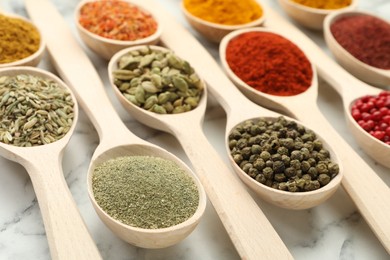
[
  {"xmin": 0, "ymin": 14, "xmax": 40, "ymax": 64},
  {"xmin": 291, "ymin": 0, "xmax": 352, "ymax": 10},
  {"xmin": 183, "ymin": 0, "xmax": 263, "ymax": 26}
]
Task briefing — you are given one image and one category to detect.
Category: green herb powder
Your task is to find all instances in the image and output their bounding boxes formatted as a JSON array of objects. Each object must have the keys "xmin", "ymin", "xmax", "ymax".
[{"xmin": 92, "ymin": 155, "xmax": 199, "ymax": 229}]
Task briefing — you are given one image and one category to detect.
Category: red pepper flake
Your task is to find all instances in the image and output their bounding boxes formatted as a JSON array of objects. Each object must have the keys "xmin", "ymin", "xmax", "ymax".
[{"xmin": 79, "ymin": 0, "xmax": 158, "ymax": 41}]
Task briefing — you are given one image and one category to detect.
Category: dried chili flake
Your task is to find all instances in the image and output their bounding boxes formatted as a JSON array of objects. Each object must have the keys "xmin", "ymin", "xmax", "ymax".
[{"xmin": 79, "ymin": 0, "xmax": 158, "ymax": 41}]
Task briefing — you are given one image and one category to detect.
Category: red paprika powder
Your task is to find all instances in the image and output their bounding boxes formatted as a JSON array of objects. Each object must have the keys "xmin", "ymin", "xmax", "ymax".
[
  {"xmin": 225, "ymin": 31, "xmax": 313, "ymax": 96},
  {"xmin": 330, "ymin": 14, "xmax": 390, "ymax": 70}
]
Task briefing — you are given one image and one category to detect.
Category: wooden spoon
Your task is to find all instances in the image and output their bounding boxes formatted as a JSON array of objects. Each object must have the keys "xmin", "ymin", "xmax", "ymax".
[
  {"xmin": 25, "ymin": 0, "xmax": 206, "ymax": 249},
  {"xmin": 108, "ymin": 45, "xmax": 342, "ymax": 211},
  {"xmin": 0, "ymin": 67, "xmax": 102, "ymax": 260},
  {"xmin": 277, "ymin": 0, "xmax": 357, "ymax": 30},
  {"xmin": 255, "ymin": 6, "xmax": 390, "ymax": 253},
  {"xmin": 323, "ymin": 10, "xmax": 390, "ymax": 87}
]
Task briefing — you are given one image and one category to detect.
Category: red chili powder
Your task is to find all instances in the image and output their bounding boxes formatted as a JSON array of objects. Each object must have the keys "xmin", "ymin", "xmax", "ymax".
[
  {"xmin": 330, "ymin": 14, "xmax": 390, "ymax": 70},
  {"xmin": 225, "ymin": 31, "xmax": 313, "ymax": 96}
]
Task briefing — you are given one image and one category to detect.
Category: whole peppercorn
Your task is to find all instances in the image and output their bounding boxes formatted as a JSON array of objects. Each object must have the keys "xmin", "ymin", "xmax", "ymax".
[
  {"xmin": 228, "ymin": 116, "xmax": 339, "ymax": 192},
  {"xmin": 351, "ymin": 91, "xmax": 390, "ymax": 145}
]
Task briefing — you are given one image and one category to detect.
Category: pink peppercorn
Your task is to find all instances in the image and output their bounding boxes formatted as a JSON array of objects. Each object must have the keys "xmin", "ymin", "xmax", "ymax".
[{"xmin": 351, "ymin": 91, "xmax": 390, "ymax": 145}]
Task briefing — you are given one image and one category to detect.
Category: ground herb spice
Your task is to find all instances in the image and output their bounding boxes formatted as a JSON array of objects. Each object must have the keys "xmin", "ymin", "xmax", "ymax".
[
  {"xmin": 291, "ymin": 0, "xmax": 352, "ymax": 9},
  {"xmin": 183, "ymin": 0, "xmax": 263, "ymax": 25},
  {"xmin": 351, "ymin": 91, "xmax": 390, "ymax": 145},
  {"xmin": 225, "ymin": 31, "xmax": 313, "ymax": 96},
  {"xmin": 79, "ymin": 0, "xmax": 158, "ymax": 41},
  {"xmin": 228, "ymin": 116, "xmax": 339, "ymax": 192},
  {"xmin": 92, "ymin": 155, "xmax": 199, "ymax": 229},
  {"xmin": 112, "ymin": 46, "xmax": 204, "ymax": 114},
  {"xmin": 330, "ymin": 14, "xmax": 390, "ymax": 70},
  {"xmin": 0, "ymin": 14, "xmax": 40, "ymax": 64},
  {"xmin": 0, "ymin": 74, "xmax": 74, "ymax": 147}
]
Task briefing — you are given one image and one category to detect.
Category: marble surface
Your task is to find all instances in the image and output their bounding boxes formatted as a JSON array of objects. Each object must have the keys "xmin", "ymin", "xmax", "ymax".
[{"xmin": 0, "ymin": 0, "xmax": 389, "ymax": 259}]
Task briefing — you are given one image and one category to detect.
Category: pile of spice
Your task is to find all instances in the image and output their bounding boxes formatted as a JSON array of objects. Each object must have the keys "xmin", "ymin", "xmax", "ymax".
[
  {"xmin": 351, "ymin": 91, "xmax": 390, "ymax": 145},
  {"xmin": 92, "ymin": 155, "xmax": 199, "ymax": 229},
  {"xmin": 225, "ymin": 31, "xmax": 313, "ymax": 96},
  {"xmin": 291, "ymin": 0, "xmax": 352, "ymax": 9},
  {"xmin": 330, "ymin": 14, "xmax": 390, "ymax": 69},
  {"xmin": 0, "ymin": 14, "xmax": 40, "ymax": 64},
  {"xmin": 78, "ymin": 0, "xmax": 158, "ymax": 41},
  {"xmin": 228, "ymin": 116, "xmax": 339, "ymax": 192},
  {"xmin": 112, "ymin": 46, "xmax": 204, "ymax": 114},
  {"xmin": 183, "ymin": 0, "xmax": 263, "ymax": 26},
  {"xmin": 0, "ymin": 74, "xmax": 74, "ymax": 147}
]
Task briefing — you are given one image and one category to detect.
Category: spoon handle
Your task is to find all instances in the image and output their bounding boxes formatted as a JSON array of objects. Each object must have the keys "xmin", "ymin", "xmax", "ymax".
[
  {"xmin": 169, "ymin": 122, "xmax": 292, "ymax": 259},
  {"xmin": 23, "ymin": 152, "xmax": 101, "ymax": 260},
  {"xmin": 289, "ymin": 102, "xmax": 390, "ymax": 253},
  {"xmin": 24, "ymin": 0, "xmax": 136, "ymax": 145}
]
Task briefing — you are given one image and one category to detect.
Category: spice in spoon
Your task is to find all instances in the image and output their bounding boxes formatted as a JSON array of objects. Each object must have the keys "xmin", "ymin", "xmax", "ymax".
[
  {"xmin": 0, "ymin": 14, "xmax": 41, "ymax": 64},
  {"xmin": 228, "ymin": 116, "xmax": 339, "ymax": 192},
  {"xmin": 92, "ymin": 155, "xmax": 199, "ymax": 229},
  {"xmin": 290, "ymin": 0, "xmax": 352, "ymax": 10},
  {"xmin": 112, "ymin": 46, "xmax": 204, "ymax": 114},
  {"xmin": 330, "ymin": 14, "xmax": 390, "ymax": 70},
  {"xmin": 183, "ymin": 0, "xmax": 263, "ymax": 26},
  {"xmin": 225, "ymin": 31, "xmax": 313, "ymax": 96},
  {"xmin": 351, "ymin": 91, "xmax": 390, "ymax": 145},
  {"xmin": 0, "ymin": 74, "xmax": 74, "ymax": 147},
  {"xmin": 78, "ymin": 0, "xmax": 158, "ymax": 41}
]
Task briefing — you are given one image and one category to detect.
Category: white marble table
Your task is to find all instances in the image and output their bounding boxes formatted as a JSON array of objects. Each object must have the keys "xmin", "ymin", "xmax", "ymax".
[{"xmin": 0, "ymin": 0, "xmax": 389, "ymax": 259}]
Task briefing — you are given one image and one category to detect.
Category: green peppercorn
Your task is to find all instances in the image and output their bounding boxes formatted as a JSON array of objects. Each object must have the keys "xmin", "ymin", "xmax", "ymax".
[
  {"xmin": 273, "ymin": 160, "xmax": 285, "ymax": 173},
  {"xmin": 290, "ymin": 159, "xmax": 301, "ymax": 170},
  {"xmin": 241, "ymin": 147, "xmax": 252, "ymax": 159},
  {"xmin": 263, "ymin": 167, "xmax": 274, "ymax": 179},
  {"xmin": 249, "ymin": 154, "xmax": 260, "ymax": 163},
  {"xmin": 278, "ymin": 182, "xmax": 288, "ymax": 191},
  {"xmin": 251, "ymin": 144, "xmax": 262, "ymax": 154},
  {"xmin": 316, "ymin": 163, "xmax": 328, "ymax": 175},
  {"xmin": 260, "ymin": 151, "xmax": 271, "ymax": 161},
  {"xmin": 255, "ymin": 173, "xmax": 266, "ymax": 184},
  {"xmin": 301, "ymin": 160, "xmax": 311, "ymax": 173},
  {"xmin": 318, "ymin": 174, "xmax": 330, "ymax": 186},
  {"xmin": 242, "ymin": 163, "xmax": 252, "ymax": 173},
  {"xmin": 229, "ymin": 139, "xmax": 237, "ymax": 149},
  {"xmin": 253, "ymin": 158, "xmax": 265, "ymax": 171},
  {"xmin": 284, "ymin": 167, "xmax": 296, "ymax": 178},
  {"xmin": 274, "ymin": 173, "xmax": 286, "ymax": 182},
  {"xmin": 233, "ymin": 154, "xmax": 243, "ymax": 164},
  {"xmin": 307, "ymin": 167, "xmax": 318, "ymax": 179},
  {"xmin": 248, "ymin": 167, "xmax": 259, "ymax": 178}
]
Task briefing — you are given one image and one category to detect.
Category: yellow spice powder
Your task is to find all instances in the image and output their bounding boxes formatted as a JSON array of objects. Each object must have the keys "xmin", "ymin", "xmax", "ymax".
[
  {"xmin": 183, "ymin": 0, "xmax": 263, "ymax": 25},
  {"xmin": 0, "ymin": 14, "xmax": 40, "ymax": 64},
  {"xmin": 291, "ymin": 0, "xmax": 352, "ymax": 9}
]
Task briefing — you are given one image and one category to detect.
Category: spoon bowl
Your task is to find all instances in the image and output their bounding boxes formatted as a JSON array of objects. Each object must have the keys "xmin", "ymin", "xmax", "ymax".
[
  {"xmin": 0, "ymin": 67, "xmax": 101, "ymax": 259},
  {"xmin": 75, "ymin": 0, "xmax": 162, "ymax": 60},
  {"xmin": 88, "ymin": 143, "xmax": 206, "ymax": 248},
  {"xmin": 0, "ymin": 13, "xmax": 45, "ymax": 68},
  {"xmin": 180, "ymin": 0, "xmax": 265, "ymax": 43},
  {"xmin": 26, "ymin": 0, "xmax": 206, "ymax": 250},
  {"xmin": 278, "ymin": 0, "xmax": 357, "ymax": 30},
  {"xmin": 324, "ymin": 10, "xmax": 390, "ymax": 87}
]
